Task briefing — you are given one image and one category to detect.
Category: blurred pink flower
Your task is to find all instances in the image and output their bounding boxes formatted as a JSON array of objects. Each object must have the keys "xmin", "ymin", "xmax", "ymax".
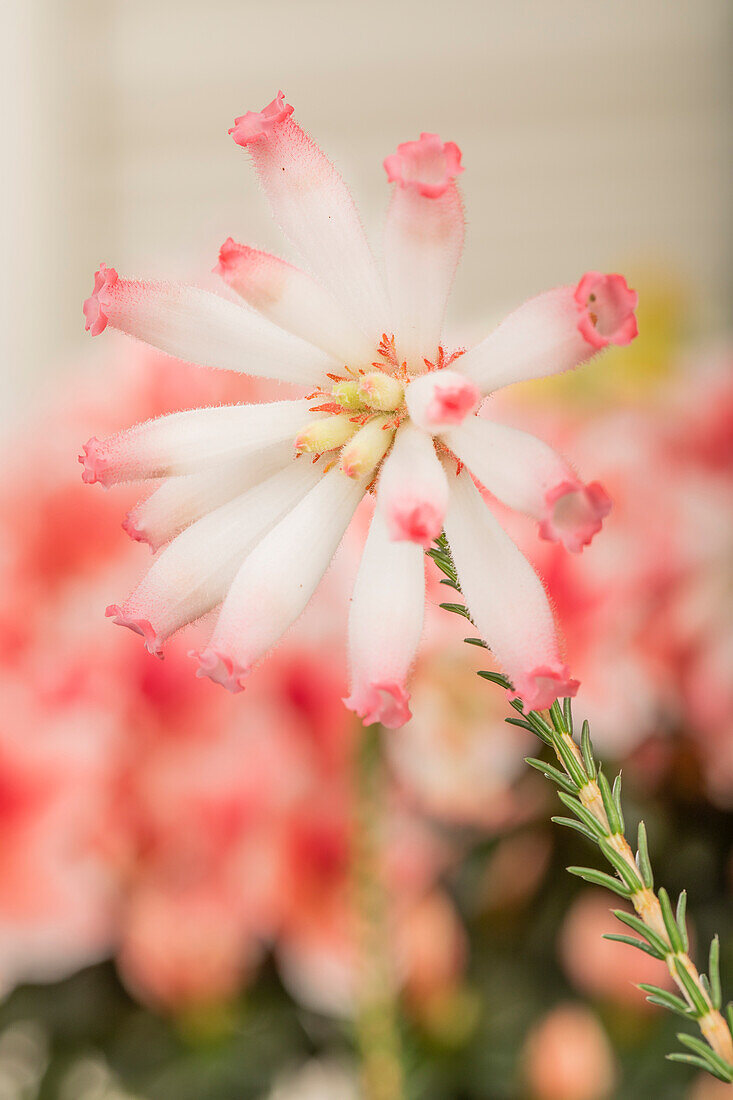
[
  {"xmin": 498, "ymin": 354, "xmax": 733, "ymax": 785},
  {"xmin": 387, "ymin": 653, "xmax": 533, "ymax": 828},
  {"xmin": 523, "ymin": 1003, "xmax": 616, "ymax": 1100},
  {"xmin": 689, "ymin": 1071, "xmax": 733, "ymax": 1099},
  {"xmin": 0, "ymin": 346, "xmax": 468, "ymax": 1011},
  {"xmin": 559, "ymin": 890, "xmax": 673, "ymax": 1007}
]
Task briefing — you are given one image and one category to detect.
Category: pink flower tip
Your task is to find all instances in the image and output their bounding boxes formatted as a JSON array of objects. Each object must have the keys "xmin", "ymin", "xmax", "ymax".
[
  {"xmin": 106, "ymin": 605, "xmax": 163, "ymax": 658},
  {"xmin": 228, "ymin": 91, "xmax": 294, "ymax": 146},
  {"xmin": 426, "ymin": 377, "xmax": 480, "ymax": 427},
  {"xmin": 538, "ymin": 480, "xmax": 612, "ymax": 553},
  {"xmin": 83, "ymin": 263, "xmax": 118, "ymax": 336},
  {"xmin": 574, "ymin": 272, "xmax": 638, "ymax": 350},
  {"xmin": 213, "ymin": 237, "xmax": 243, "ymax": 277},
  {"xmin": 191, "ymin": 647, "xmax": 249, "ymax": 693},
  {"xmin": 344, "ymin": 681, "xmax": 412, "ymax": 730},
  {"xmin": 387, "ymin": 500, "xmax": 444, "ymax": 549},
  {"xmin": 384, "ymin": 133, "xmax": 464, "ymax": 198},
  {"xmin": 121, "ymin": 513, "xmax": 151, "ymax": 548},
  {"xmin": 509, "ymin": 665, "xmax": 580, "ymax": 712},
  {"xmin": 79, "ymin": 437, "xmax": 110, "ymax": 486}
]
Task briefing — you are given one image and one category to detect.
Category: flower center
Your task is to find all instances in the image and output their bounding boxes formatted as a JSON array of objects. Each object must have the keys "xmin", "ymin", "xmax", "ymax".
[{"xmin": 293, "ymin": 336, "xmax": 467, "ymax": 482}]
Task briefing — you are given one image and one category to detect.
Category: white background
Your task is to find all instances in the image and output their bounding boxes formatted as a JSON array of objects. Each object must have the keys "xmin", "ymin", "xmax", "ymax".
[{"xmin": 1, "ymin": 0, "xmax": 731, "ymax": 422}]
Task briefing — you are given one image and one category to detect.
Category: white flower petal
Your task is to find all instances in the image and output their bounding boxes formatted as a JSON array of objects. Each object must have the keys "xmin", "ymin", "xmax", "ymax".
[
  {"xmin": 107, "ymin": 459, "xmax": 322, "ymax": 654},
  {"xmin": 85, "ymin": 270, "xmax": 337, "ymax": 385},
  {"xmin": 384, "ymin": 173, "xmax": 464, "ymax": 369},
  {"xmin": 443, "ymin": 417, "xmax": 611, "ymax": 552},
  {"xmin": 377, "ymin": 423, "xmax": 448, "ymax": 548},
  {"xmin": 196, "ymin": 467, "xmax": 365, "ymax": 691},
  {"xmin": 443, "ymin": 471, "xmax": 579, "ymax": 710},
  {"xmin": 344, "ymin": 500, "xmax": 425, "ymax": 729},
  {"xmin": 215, "ymin": 239, "xmax": 375, "ymax": 365},
  {"xmin": 231, "ymin": 101, "xmax": 388, "ymax": 342},
  {"xmin": 405, "ymin": 369, "xmax": 480, "ymax": 433},
  {"xmin": 80, "ymin": 399, "xmax": 317, "ymax": 485},
  {"xmin": 124, "ymin": 440, "xmax": 295, "ymax": 551},
  {"xmin": 457, "ymin": 286, "xmax": 595, "ymax": 395}
]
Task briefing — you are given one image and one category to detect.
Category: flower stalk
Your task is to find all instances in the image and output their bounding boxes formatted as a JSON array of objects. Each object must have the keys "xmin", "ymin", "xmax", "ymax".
[
  {"xmin": 429, "ymin": 535, "xmax": 733, "ymax": 1085},
  {"xmin": 353, "ymin": 723, "xmax": 406, "ymax": 1100}
]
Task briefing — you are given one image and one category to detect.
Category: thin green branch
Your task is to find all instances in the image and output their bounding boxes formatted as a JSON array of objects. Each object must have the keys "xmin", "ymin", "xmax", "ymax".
[{"xmin": 429, "ymin": 535, "xmax": 733, "ymax": 1084}]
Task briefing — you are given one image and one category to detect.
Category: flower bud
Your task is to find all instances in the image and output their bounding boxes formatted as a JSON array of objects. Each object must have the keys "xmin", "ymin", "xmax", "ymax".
[
  {"xmin": 358, "ymin": 371, "xmax": 404, "ymax": 412},
  {"xmin": 340, "ymin": 416, "xmax": 395, "ymax": 479},
  {"xmin": 294, "ymin": 415, "xmax": 358, "ymax": 454},
  {"xmin": 332, "ymin": 380, "xmax": 364, "ymax": 412}
]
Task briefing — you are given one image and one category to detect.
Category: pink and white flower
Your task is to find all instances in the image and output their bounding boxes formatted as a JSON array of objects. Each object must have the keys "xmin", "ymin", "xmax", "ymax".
[{"xmin": 82, "ymin": 92, "xmax": 637, "ymax": 722}]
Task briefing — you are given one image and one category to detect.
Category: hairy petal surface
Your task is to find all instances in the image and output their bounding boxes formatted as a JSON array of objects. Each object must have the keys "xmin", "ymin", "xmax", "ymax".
[
  {"xmin": 80, "ymin": 400, "xmax": 316, "ymax": 485},
  {"xmin": 344, "ymin": 501, "xmax": 425, "ymax": 729},
  {"xmin": 124, "ymin": 440, "xmax": 295, "ymax": 551},
  {"xmin": 377, "ymin": 423, "xmax": 449, "ymax": 548},
  {"xmin": 230, "ymin": 95, "xmax": 388, "ymax": 342},
  {"xmin": 443, "ymin": 471, "xmax": 578, "ymax": 710},
  {"xmin": 195, "ymin": 467, "xmax": 365, "ymax": 691},
  {"xmin": 443, "ymin": 417, "xmax": 611, "ymax": 552},
  {"xmin": 215, "ymin": 239, "xmax": 374, "ymax": 365},
  {"xmin": 383, "ymin": 134, "xmax": 465, "ymax": 369},
  {"xmin": 83, "ymin": 269, "xmax": 336, "ymax": 386},
  {"xmin": 107, "ymin": 461, "xmax": 323, "ymax": 655},
  {"xmin": 406, "ymin": 369, "xmax": 480, "ymax": 433},
  {"xmin": 458, "ymin": 275, "xmax": 638, "ymax": 395}
]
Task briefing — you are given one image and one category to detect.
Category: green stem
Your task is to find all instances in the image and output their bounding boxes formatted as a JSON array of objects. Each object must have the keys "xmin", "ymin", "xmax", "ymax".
[
  {"xmin": 429, "ymin": 534, "xmax": 733, "ymax": 1085},
  {"xmin": 353, "ymin": 723, "xmax": 406, "ymax": 1100}
]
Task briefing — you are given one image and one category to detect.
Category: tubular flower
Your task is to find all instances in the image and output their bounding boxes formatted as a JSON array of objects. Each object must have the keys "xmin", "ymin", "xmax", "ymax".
[{"xmin": 81, "ymin": 92, "xmax": 638, "ymax": 723}]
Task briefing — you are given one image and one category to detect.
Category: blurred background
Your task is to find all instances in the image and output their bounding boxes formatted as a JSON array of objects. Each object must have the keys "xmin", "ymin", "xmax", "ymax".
[{"xmin": 0, "ymin": 1, "xmax": 732, "ymax": 1098}]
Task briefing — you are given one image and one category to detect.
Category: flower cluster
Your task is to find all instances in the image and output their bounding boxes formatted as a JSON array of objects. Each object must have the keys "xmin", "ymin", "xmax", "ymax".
[{"xmin": 82, "ymin": 92, "xmax": 637, "ymax": 720}]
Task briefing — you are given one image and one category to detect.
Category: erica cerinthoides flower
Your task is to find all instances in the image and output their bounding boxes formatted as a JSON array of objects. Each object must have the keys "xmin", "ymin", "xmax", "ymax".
[{"xmin": 81, "ymin": 92, "xmax": 638, "ymax": 723}]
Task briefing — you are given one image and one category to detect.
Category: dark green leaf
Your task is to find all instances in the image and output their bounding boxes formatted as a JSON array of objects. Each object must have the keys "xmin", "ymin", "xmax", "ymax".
[
  {"xmin": 612, "ymin": 909, "xmax": 669, "ymax": 957},
  {"xmin": 596, "ymin": 769, "xmax": 621, "ymax": 834},
  {"xmin": 673, "ymin": 957, "xmax": 710, "ymax": 1018},
  {"xmin": 562, "ymin": 696, "xmax": 574, "ymax": 736},
  {"xmin": 552, "ymin": 733, "xmax": 589, "ymax": 789},
  {"xmin": 552, "ymin": 816, "xmax": 598, "ymax": 843},
  {"xmin": 602, "ymin": 933, "xmax": 664, "ymax": 960},
  {"xmin": 636, "ymin": 821, "xmax": 654, "ymax": 890},
  {"xmin": 639, "ymin": 984, "xmax": 692, "ymax": 1015},
  {"xmin": 478, "ymin": 669, "xmax": 512, "ymax": 689},
  {"xmin": 439, "ymin": 601, "xmax": 472, "ymax": 619},
  {"xmin": 505, "ymin": 717, "xmax": 535, "ymax": 733},
  {"xmin": 709, "ymin": 936, "xmax": 722, "ymax": 1010},
  {"xmin": 549, "ymin": 699, "xmax": 566, "ymax": 735},
  {"xmin": 526, "ymin": 758, "xmax": 577, "ymax": 794},
  {"xmin": 659, "ymin": 888, "xmax": 685, "ymax": 954},
  {"xmin": 567, "ymin": 866, "xmax": 631, "ymax": 897},
  {"xmin": 666, "ymin": 1053, "xmax": 730, "ymax": 1080},
  {"xmin": 598, "ymin": 836, "xmax": 644, "ymax": 893},
  {"xmin": 676, "ymin": 891, "xmax": 688, "ymax": 952},
  {"xmin": 677, "ymin": 1032, "xmax": 733, "ymax": 1081},
  {"xmin": 556, "ymin": 791, "xmax": 606, "ymax": 837},
  {"xmin": 580, "ymin": 719, "xmax": 596, "ymax": 779}
]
